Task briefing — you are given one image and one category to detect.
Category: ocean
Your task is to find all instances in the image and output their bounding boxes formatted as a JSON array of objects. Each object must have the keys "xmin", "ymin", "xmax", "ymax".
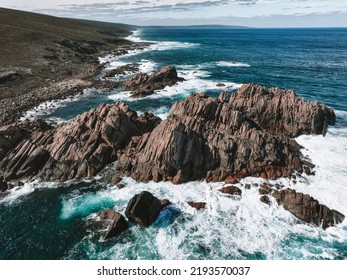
[{"xmin": 1, "ymin": 28, "xmax": 347, "ymax": 260}]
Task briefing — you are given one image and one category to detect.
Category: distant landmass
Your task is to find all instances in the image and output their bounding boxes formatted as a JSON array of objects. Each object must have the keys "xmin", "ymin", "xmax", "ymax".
[{"xmin": 141, "ymin": 24, "xmax": 248, "ymax": 29}]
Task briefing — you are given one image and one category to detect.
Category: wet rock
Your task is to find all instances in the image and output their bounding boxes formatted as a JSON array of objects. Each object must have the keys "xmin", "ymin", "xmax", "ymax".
[
  {"xmin": 260, "ymin": 195, "xmax": 270, "ymax": 205},
  {"xmin": 123, "ymin": 66, "xmax": 185, "ymax": 97},
  {"xmin": 258, "ymin": 188, "xmax": 270, "ymax": 195},
  {"xmin": 112, "ymin": 176, "xmax": 122, "ymax": 185},
  {"xmin": 244, "ymin": 184, "xmax": 251, "ymax": 190},
  {"xmin": 0, "ymin": 178, "xmax": 8, "ymax": 192},
  {"xmin": 230, "ymin": 84, "xmax": 336, "ymax": 137},
  {"xmin": 117, "ymin": 92, "xmax": 303, "ymax": 183},
  {"xmin": 216, "ymin": 83, "xmax": 226, "ymax": 87},
  {"xmin": 95, "ymin": 209, "xmax": 128, "ymax": 240},
  {"xmin": 272, "ymin": 188, "xmax": 345, "ymax": 229},
  {"xmin": 116, "ymin": 183, "xmax": 126, "ymax": 189},
  {"xmin": 0, "ymin": 102, "xmax": 160, "ymax": 181},
  {"xmin": 219, "ymin": 185, "xmax": 242, "ymax": 196},
  {"xmin": 160, "ymin": 199, "xmax": 172, "ymax": 210},
  {"xmin": 187, "ymin": 201, "xmax": 206, "ymax": 210},
  {"xmin": 125, "ymin": 191, "xmax": 162, "ymax": 227}
]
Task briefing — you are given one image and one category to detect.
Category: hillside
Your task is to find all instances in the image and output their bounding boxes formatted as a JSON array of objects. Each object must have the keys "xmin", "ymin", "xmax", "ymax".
[{"xmin": 0, "ymin": 8, "xmax": 136, "ymax": 124}]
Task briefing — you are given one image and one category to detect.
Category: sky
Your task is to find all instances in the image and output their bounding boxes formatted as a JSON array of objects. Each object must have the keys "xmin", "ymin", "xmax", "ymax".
[{"xmin": 1, "ymin": 0, "xmax": 347, "ymax": 27}]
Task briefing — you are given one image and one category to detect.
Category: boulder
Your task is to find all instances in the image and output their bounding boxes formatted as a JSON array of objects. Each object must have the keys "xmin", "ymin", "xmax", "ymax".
[
  {"xmin": 229, "ymin": 84, "xmax": 336, "ymax": 137},
  {"xmin": 125, "ymin": 191, "xmax": 162, "ymax": 227},
  {"xmin": 0, "ymin": 102, "xmax": 160, "ymax": 181},
  {"xmin": 219, "ymin": 185, "xmax": 242, "ymax": 196},
  {"xmin": 95, "ymin": 209, "xmax": 128, "ymax": 240},
  {"xmin": 187, "ymin": 201, "xmax": 206, "ymax": 210},
  {"xmin": 117, "ymin": 92, "xmax": 303, "ymax": 183},
  {"xmin": 272, "ymin": 188, "xmax": 345, "ymax": 229},
  {"xmin": 260, "ymin": 195, "xmax": 270, "ymax": 205},
  {"xmin": 123, "ymin": 66, "xmax": 185, "ymax": 97},
  {"xmin": 258, "ymin": 188, "xmax": 270, "ymax": 195}
]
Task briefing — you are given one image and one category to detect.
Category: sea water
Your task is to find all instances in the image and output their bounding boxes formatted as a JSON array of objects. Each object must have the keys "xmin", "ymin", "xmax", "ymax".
[{"xmin": 3, "ymin": 28, "xmax": 347, "ymax": 259}]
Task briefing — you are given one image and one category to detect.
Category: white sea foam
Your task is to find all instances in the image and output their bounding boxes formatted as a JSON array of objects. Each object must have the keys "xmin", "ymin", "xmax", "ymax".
[
  {"xmin": 108, "ymin": 70, "xmax": 242, "ymax": 103},
  {"xmin": 20, "ymin": 89, "xmax": 93, "ymax": 123},
  {"xmin": 0, "ymin": 181, "xmax": 62, "ymax": 205},
  {"xmin": 217, "ymin": 61, "xmax": 251, "ymax": 67}
]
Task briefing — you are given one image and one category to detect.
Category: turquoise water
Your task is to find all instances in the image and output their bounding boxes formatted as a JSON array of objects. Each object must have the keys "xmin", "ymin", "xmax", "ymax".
[{"xmin": 3, "ymin": 28, "xmax": 347, "ymax": 259}]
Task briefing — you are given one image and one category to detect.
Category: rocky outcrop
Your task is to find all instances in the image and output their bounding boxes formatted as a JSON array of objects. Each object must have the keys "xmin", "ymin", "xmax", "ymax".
[
  {"xmin": 272, "ymin": 188, "xmax": 345, "ymax": 229},
  {"xmin": 117, "ymin": 92, "xmax": 303, "ymax": 183},
  {"xmin": 94, "ymin": 209, "xmax": 129, "ymax": 240},
  {"xmin": 0, "ymin": 177, "xmax": 8, "ymax": 192},
  {"xmin": 125, "ymin": 191, "xmax": 162, "ymax": 227},
  {"xmin": 101, "ymin": 63, "xmax": 140, "ymax": 78},
  {"xmin": 0, "ymin": 102, "xmax": 160, "ymax": 181},
  {"xmin": 229, "ymin": 84, "xmax": 336, "ymax": 137},
  {"xmin": 0, "ymin": 70, "xmax": 20, "ymax": 84},
  {"xmin": 123, "ymin": 66, "xmax": 184, "ymax": 97},
  {"xmin": 187, "ymin": 201, "xmax": 206, "ymax": 210},
  {"xmin": 219, "ymin": 185, "xmax": 242, "ymax": 196}
]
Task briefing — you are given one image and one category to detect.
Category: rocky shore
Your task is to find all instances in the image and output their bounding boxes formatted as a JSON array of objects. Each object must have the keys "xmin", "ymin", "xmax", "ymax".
[{"xmin": 0, "ymin": 8, "xmax": 344, "ymax": 233}]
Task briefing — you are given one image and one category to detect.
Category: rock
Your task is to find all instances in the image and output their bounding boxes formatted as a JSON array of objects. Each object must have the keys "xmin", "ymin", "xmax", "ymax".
[
  {"xmin": 0, "ymin": 102, "xmax": 160, "ymax": 181},
  {"xmin": 95, "ymin": 209, "xmax": 128, "ymax": 240},
  {"xmin": 260, "ymin": 195, "xmax": 270, "ymax": 205},
  {"xmin": 117, "ymin": 92, "xmax": 303, "ymax": 183},
  {"xmin": 218, "ymin": 91, "xmax": 230, "ymax": 102},
  {"xmin": 101, "ymin": 63, "xmax": 140, "ymax": 78},
  {"xmin": 0, "ymin": 70, "xmax": 20, "ymax": 83},
  {"xmin": 187, "ymin": 201, "xmax": 206, "ymax": 210},
  {"xmin": 216, "ymin": 83, "xmax": 226, "ymax": 87},
  {"xmin": 244, "ymin": 184, "xmax": 251, "ymax": 190},
  {"xmin": 112, "ymin": 176, "xmax": 122, "ymax": 185},
  {"xmin": 123, "ymin": 66, "xmax": 185, "ymax": 97},
  {"xmin": 258, "ymin": 188, "xmax": 270, "ymax": 195},
  {"xmin": 116, "ymin": 183, "xmax": 126, "ymax": 189},
  {"xmin": 0, "ymin": 179, "xmax": 8, "ymax": 192},
  {"xmin": 272, "ymin": 188, "xmax": 345, "ymax": 229},
  {"xmin": 219, "ymin": 185, "xmax": 242, "ymax": 196},
  {"xmin": 224, "ymin": 176, "xmax": 240, "ymax": 184},
  {"xmin": 229, "ymin": 84, "xmax": 336, "ymax": 137},
  {"xmin": 160, "ymin": 199, "xmax": 172, "ymax": 210},
  {"xmin": 125, "ymin": 191, "xmax": 162, "ymax": 227}
]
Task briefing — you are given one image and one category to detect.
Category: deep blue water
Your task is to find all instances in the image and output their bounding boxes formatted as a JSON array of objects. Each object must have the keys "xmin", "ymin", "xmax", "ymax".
[{"xmin": 2, "ymin": 28, "xmax": 347, "ymax": 260}]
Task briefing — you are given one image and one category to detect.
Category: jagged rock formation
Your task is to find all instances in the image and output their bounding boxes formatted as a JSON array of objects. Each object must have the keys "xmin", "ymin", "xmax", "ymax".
[
  {"xmin": 272, "ymin": 188, "xmax": 345, "ymax": 229},
  {"xmin": 123, "ymin": 66, "xmax": 184, "ymax": 97},
  {"xmin": 94, "ymin": 209, "xmax": 129, "ymax": 240},
  {"xmin": 117, "ymin": 92, "xmax": 303, "ymax": 183},
  {"xmin": 0, "ymin": 102, "xmax": 160, "ymax": 181},
  {"xmin": 125, "ymin": 191, "xmax": 162, "ymax": 227},
  {"xmin": 229, "ymin": 84, "xmax": 336, "ymax": 137}
]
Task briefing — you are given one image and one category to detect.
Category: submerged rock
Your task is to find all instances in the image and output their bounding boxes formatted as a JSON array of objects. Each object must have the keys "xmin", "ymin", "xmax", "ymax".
[
  {"xmin": 123, "ymin": 66, "xmax": 184, "ymax": 97},
  {"xmin": 0, "ymin": 102, "xmax": 160, "ymax": 181},
  {"xmin": 230, "ymin": 84, "xmax": 336, "ymax": 137},
  {"xmin": 272, "ymin": 188, "xmax": 345, "ymax": 229},
  {"xmin": 125, "ymin": 191, "xmax": 162, "ymax": 227},
  {"xmin": 95, "ymin": 209, "xmax": 128, "ymax": 240},
  {"xmin": 117, "ymin": 92, "xmax": 303, "ymax": 183}
]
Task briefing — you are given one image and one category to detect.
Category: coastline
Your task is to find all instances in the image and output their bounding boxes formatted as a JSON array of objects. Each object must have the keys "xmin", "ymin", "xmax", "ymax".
[
  {"xmin": 0, "ymin": 7, "xmax": 145, "ymax": 126},
  {"xmin": 0, "ymin": 14, "xmax": 347, "ymax": 260}
]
